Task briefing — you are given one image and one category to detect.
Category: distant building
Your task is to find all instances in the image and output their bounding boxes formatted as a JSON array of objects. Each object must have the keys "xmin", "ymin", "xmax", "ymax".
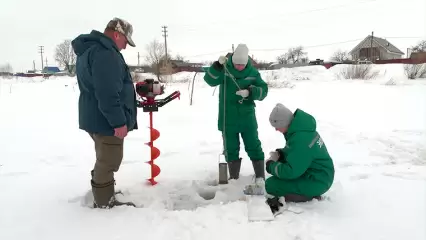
[
  {"xmin": 42, "ymin": 66, "xmax": 61, "ymax": 74},
  {"xmin": 128, "ymin": 65, "xmax": 153, "ymax": 73},
  {"xmin": 158, "ymin": 59, "xmax": 204, "ymax": 74},
  {"xmin": 269, "ymin": 62, "xmax": 310, "ymax": 69},
  {"xmin": 349, "ymin": 35, "xmax": 404, "ymax": 61}
]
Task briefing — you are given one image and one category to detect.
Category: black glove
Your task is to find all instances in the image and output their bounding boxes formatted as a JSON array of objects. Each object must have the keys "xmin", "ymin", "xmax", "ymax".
[
  {"xmin": 212, "ymin": 61, "xmax": 224, "ymax": 71},
  {"xmin": 266, "ymin": 160, "xmax": 273, "ymax": 174},
  {"xmin": 275, "ymin": 148, "xmax": 285, "ymax": 161}
]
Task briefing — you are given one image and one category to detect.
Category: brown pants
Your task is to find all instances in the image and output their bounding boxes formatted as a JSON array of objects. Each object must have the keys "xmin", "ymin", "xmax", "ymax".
[{"xmin": 89, "ymin": 133, "xmax": 124, "ymax": 184}]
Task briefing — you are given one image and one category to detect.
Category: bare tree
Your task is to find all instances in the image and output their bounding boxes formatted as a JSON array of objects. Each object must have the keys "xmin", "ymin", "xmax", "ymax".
[
  {"xmin": 54, "ymin": 40, "xmax": 76, "ymax": 74},
  {"xmin": 0, "ymin": 63, "xmax": 13, "ymax": 73},
  {"xmin": 174, "ymin": 54, "xmax": 187, "ymax": 62},
  {"xmin": 331, "ymin": 50, "xmax": 350, "ymax": 62},
  {"xmin": 337, "ymin": 64, "xmax": 380, "ymax": 80},
  {"xmin": 144, "ymin": 39, "xmax": 166, "ymax": 82},
  {"xmin": 411, "ymin": 40, "xmax": 426, "ymax": 53},
  {"xmin": 404, "ymin": 40, "xmax": 426, "ymax": 79},
  {"xmin": 286, "ymin": 46, "xmax": 307, "ymax": 64},
  {"xmin": 404, "ymin": 64, "xmax": 426, "ymax": 79},
  {"xmin": 0, "ymin": 63, "xmax": 13, "ymax": 79},
  {"xmin": 276, "ymin": 55, "xmax": 288, "ymax": 64},
  {"xmin": 276, "ymin": 46, "xmax": 308, "ymax": 64}
]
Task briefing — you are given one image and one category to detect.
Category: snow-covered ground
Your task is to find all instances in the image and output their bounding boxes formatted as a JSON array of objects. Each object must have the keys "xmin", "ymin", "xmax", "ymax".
[{"xmin": 0, "ymin": 65, "xmax": 425, "ymax": 240}]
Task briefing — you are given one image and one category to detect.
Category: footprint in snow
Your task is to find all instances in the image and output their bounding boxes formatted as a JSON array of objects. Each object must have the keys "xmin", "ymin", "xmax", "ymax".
[{"xmin": 350, "ymin": 173, "xmax": 370, "ymax": 180}]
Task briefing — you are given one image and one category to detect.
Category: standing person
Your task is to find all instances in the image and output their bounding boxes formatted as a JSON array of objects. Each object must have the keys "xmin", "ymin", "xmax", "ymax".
[
  {"xmin": 203, "ymin": 43, "xmax": 269, "ymax": 185},
  {"xmin": 71, "ymin": 17, "xmax": 138, "ymax": 208},
  {"xmin": 265, "ymin": 103, "xmax": 334, "ymax": 214}
]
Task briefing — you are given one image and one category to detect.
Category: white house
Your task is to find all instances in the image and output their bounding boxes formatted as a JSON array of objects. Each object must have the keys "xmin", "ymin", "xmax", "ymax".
[{"xmin": 349, "ymin": 35, "xmax": 404, "ymax": 61}]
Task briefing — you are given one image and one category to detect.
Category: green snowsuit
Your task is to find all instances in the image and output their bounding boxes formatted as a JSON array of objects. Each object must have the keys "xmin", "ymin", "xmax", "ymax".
[
  {"xmin": 265, "ymin": 109, "xmax": 335, "ymax": 198},
  {"xmin": 203, "ymin": 56, "xmax": 268, "ymax": 162}
]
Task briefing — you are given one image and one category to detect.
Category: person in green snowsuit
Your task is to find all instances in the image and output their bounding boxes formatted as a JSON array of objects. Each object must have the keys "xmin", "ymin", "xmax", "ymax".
[
  {"xmin": 264, "ymin": 103, "xmax": 334, "ymax": 212},
  {"xmin": 203, "ymin": 44, "xmax": 268, "ymax": 181}
]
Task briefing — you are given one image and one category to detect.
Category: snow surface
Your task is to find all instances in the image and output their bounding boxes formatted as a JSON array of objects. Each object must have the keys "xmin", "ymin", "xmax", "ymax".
[{"xmin": 0, "ymin": 64, "xmax": 425, "ymax": 240}]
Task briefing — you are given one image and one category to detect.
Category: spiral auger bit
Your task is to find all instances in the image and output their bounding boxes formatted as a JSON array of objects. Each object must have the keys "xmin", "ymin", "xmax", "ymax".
[{"xmin": 135, "ymin": 79, "xmax": 180, "ymax": 185}]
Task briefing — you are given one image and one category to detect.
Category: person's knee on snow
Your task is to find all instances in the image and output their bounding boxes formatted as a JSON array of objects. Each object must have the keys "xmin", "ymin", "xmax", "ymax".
[
  {"xmin": 264, "ymin": 103, "xmax": 335, "ymax": 202},
  {"xmin": 265, "ymin": 176, "xmax": 320, "ymax": 203}
]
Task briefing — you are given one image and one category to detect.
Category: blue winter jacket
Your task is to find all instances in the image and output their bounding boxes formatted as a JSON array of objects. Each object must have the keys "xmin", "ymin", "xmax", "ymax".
[{"xmin": 71, "ymin": 30, "xmax": 138, "ymax": 136}]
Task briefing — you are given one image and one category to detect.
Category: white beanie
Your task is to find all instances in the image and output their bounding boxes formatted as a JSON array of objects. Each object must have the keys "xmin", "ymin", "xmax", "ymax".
[
  {"xmin": 269, "ymin": 103, "xmax": 294, "ymax": 129},
  {"xmin": 232, "ymin": 44, "xmax": 249, "ymax": 65}
]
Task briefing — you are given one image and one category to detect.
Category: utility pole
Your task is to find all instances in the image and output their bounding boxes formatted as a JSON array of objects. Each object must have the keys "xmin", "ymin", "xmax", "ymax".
[
  {"xmin": 38, "ymin": 46, "xmax": 44, "ymax": 70},
  {"xmin": 370, "ymin": 31, "xmax": 374, "ymax": 61},
  {"xmin": 232, "ymin": 44, "xmax": 235, "ymax": 52},
  {"xmin": 33, "ymin": 60, "xmax": 36, "ymax": 71},
  {"xmin": 162, "ymin": 26, "xmax": 168, "ymax": 68},
  {"xmin": 137, "ymin": 52, "xmax": 140, "ymax": 66},
  {"xmin": 45, "ymin": 57, "xmax": 48, "ymax": 67}
]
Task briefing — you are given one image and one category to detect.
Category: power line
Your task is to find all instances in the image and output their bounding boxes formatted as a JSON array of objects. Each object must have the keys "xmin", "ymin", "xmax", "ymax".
[
  {"xmin": 187, "ymin": 49, "xmax": 231, "ymax": 58},
  {"xmin": 250, "ymin": 39, "xmax": 364, "ymax": 52},
  {"xmin": 167, "ymin": 0, "xmax": 379, "ymax": 31},
  {"xmin": 184, "ymin": 36, "xmax": 422, "ymax": 59},
  {"xmin": 383, "ymin": 36, "xmax": 424, "ymax": 39}
]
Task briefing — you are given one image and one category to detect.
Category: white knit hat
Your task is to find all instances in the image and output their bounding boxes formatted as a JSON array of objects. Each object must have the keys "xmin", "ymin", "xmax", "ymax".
[
  {"xmin": 269, "ymin": 103, "xmax": 294, "ymax": 129},
  {"xmin": 232, "ymin": 44, "xmax": 249, "ymax": 65}
]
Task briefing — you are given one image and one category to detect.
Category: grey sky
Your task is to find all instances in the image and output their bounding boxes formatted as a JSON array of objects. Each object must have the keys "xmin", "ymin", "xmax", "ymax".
[{"xmin": 1, "ymin": 0, "xmax": 425, "ymax": 72}]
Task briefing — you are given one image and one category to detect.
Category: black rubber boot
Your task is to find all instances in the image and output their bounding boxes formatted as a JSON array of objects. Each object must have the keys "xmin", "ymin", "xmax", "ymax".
[
  {"xmin": 228, "ymin": 158, "xmax": 242, "ymax": 180},
  {"xmin": 252, "ymin": 160, "xmax": 265, "ymax": 179},
  {"xmin": 91, "ymin": 179, "xmax": 115, "ymax": 208},
  {"xmin": 91, "ymin": 170, "xmax": 122, "ymax": 195},
  {"xmin": 91, "ymin": 180, "xmax": 135, "ymax": 209},
  {"xmin": 266, "ymin": 196, "xmax": 284, "ymax": 214}
]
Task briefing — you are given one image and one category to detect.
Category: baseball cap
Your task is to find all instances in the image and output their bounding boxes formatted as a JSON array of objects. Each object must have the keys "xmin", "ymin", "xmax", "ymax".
[{"xmin": 106, "ymin": 17, "xmax": 136, "ymax": 47}]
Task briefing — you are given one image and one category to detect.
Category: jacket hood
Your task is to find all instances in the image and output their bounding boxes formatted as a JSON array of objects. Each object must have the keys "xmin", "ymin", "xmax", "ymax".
[
  {"xmin": 285, "ymin": 109, "xmax": 317, "ymax": 138},
  {"xmin": 71, "ymin": 30, "xmax": 118, "ymax": 56}
]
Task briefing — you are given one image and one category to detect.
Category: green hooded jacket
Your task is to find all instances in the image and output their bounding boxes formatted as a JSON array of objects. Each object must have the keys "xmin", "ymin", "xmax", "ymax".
[
  {"xmin": 266, "ymin": 109, "xmax": 335, "ymax": 192},
  {"xmin": 203, "ymin": 56, "xmax": 268, "ymax": 132}
]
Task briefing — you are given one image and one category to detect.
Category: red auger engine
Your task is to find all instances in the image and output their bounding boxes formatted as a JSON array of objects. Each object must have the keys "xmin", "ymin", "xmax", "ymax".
[
  {"xmin": 135, "ymin": 78, "xmax": 180, "ymax": 186},
  {"xmin": 135, "ymin": 79, "xmax": 180, "ymax": 112},
  {"xmin": 135, "ymin": 78, "xmax": 164, "ymax": 99}
]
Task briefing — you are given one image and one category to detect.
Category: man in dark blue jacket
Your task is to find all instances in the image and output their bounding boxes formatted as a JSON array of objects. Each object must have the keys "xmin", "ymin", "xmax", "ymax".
[{"xmin": 72, "ymin": 17, "xmax": 138, "ymax": 208}]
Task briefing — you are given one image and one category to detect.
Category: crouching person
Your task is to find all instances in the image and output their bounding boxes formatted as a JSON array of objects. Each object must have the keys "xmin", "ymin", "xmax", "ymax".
[{"xmin": 264, "ymin": 103, "xmax": 334, "ymax": 213}]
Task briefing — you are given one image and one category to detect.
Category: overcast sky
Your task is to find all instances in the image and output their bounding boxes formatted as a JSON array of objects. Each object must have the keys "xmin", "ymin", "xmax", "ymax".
[{"xmin": 1, "ymin": 0, "xmax": 425, "ymax": 72}]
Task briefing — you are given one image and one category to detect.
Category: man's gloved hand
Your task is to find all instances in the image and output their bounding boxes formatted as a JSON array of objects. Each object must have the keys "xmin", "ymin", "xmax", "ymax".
[
  {"xmin": 218, "ymin": 56, "xmax": 227, "ymax": 65},
  {"xmin": 236, "ymin": 89, "xmax": 249, "ymax": 98}
]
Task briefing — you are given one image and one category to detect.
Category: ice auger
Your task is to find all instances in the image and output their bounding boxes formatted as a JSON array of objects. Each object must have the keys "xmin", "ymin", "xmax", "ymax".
[{"xmin": 135, "ymin": 78, "xmax": 180, "ymax": 185}]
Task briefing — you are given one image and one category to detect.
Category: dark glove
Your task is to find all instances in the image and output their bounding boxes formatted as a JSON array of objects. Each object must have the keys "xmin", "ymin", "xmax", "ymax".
[
  {"xmin": 266, "ymin": 160, "xmax": 273, "ymax": 174},
  {"xmin": 212, "ymin": 61, "xmax": 224, "ymax": 71},
  {"xmin": 275, "ymin": 148, "xmax": 285, "ymax": 161}
]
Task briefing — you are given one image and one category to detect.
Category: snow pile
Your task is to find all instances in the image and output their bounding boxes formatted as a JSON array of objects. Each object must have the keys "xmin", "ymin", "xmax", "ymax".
[
  {"xmin": 0, "ymin": 74, "xmax": 425, "ymax": 239},
  {"xmin": 329, "ymin": 63, "xmax": 426, "ymax": 85}
]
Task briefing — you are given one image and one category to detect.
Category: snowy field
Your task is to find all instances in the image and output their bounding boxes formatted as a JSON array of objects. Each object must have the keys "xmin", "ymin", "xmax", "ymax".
[{"xmin": 0, "ymin": 64, "xmax": 425, "ymax": 240}]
